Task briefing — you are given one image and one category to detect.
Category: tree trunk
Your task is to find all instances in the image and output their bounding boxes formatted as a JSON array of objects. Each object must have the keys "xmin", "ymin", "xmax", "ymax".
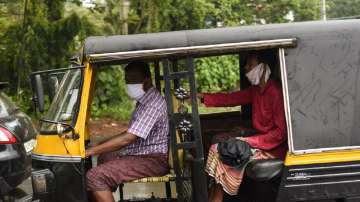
[{"xmin": 16, "ymin": 0, "xmax": 29, "ymax": 99}]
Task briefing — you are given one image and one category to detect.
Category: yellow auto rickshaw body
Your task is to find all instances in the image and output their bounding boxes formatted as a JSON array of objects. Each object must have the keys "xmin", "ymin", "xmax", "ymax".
[{"xmin": 30, "ymin": 19, "xmax": 360, "ymax": 202}]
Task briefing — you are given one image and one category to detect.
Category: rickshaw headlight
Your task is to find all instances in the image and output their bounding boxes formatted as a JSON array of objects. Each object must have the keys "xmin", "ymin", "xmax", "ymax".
[{"xmin": 31, "ymin": 169, "xmax": 55, "ymax": 195}]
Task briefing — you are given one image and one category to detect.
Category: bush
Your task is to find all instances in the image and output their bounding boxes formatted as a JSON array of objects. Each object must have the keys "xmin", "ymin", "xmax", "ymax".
[{"xmin": 195, "ymin": 55, "xmax": 240, "ymax": 93}]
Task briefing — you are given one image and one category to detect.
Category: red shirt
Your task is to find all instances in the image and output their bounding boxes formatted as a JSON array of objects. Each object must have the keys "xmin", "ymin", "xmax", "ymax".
[{"xmin": 203, "ymin": 80, "xmax": 287, "ymax": 159}]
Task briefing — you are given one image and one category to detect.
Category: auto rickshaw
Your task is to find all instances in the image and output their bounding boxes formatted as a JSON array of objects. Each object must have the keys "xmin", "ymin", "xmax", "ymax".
[{"xmin": 29, "ymin": 19, "xmax": 360, "ymax": 202}]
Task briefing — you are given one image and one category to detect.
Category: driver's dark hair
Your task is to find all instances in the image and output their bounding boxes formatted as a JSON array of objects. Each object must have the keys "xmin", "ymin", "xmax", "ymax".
[{"xmin": 125, "ymin": 61, "xmax": 151, "ymax": 79}]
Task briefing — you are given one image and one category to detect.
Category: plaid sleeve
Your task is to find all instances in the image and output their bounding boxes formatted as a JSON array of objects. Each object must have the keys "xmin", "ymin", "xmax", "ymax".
[{"xmin": 128, "ymin": 106, "xmax": 161, "ymax": 139}]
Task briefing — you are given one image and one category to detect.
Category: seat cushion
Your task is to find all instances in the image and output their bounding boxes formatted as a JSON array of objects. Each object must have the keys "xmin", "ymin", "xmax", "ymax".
[
  {"xmin": 130, "ymin": 173, "xmax": 175, "ymax": 183},
  {"xmin": 245, "ymin": 159, "xmax": 283, "ymax": 182}
]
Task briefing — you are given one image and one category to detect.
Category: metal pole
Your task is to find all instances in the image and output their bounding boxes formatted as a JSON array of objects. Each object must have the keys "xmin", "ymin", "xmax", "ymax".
[
  {"xmin": 154, "ymin": 61, "xmax": 161, "ymax": 92},
  {"xmin": 321, "ymin": 0, "xmax": 327, "ymax": 21},
  {"xmin": 187, "ymin": 57, "xmax": 208, "ymax": 202},
  {"xmin": 163, "ymin": 59, "xmax": 185, "ymax": 202},
  {"xmin": 120, "ymin": 0, "xmax": 130, "ymax": 35}
]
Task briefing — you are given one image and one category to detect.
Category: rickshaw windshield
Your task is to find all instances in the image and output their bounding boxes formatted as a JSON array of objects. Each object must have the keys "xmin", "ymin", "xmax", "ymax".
[{"xmin": 40, "ymin": 69, "xmax": 83, "ymax": 132}]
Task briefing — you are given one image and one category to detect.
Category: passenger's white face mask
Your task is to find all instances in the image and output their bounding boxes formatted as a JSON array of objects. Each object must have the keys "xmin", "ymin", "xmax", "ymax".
[
  {"xmin": 245, "ymin": 63, "xmax": 271, "ymax": 85},
  {"xmin": 126, "ymin": 84, "xmax": 145, "ymax": 100}
]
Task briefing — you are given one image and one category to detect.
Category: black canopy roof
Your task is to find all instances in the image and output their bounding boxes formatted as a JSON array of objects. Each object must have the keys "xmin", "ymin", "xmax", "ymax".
[
  {"xmin": 83, "ymin": 19, "xmax": 360, "ymax": 63},
  {"xmin": 82, "ymin": 19, "xmax": 360, "ymax": 153}
]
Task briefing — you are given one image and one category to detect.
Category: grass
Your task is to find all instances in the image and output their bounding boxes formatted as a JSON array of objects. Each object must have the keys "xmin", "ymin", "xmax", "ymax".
[
  {"xmin": 198, "ymin": 105, "xmax": 240, "ymax": 114},
  {"xmin": 93, "ymin": 101, "xmax": 240, "ymax": 121}
]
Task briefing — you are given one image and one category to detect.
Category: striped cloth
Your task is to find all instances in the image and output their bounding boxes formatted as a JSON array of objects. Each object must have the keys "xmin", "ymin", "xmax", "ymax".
[{"xmin": 205, "ymin": 143, "xmax": 274, "ymax": 196}]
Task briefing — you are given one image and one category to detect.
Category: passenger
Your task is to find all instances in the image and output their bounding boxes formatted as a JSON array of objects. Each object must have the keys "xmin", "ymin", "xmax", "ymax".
[
  {"xmin": 199, "ymin": 54, "xmax": 287, "ymax": 202},
  {"xmin": 86, "ymin": 61, "xmax": 169, "ymax": 202}
]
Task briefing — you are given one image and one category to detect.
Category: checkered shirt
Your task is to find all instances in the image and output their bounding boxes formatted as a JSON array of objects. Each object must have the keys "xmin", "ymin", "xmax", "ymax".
[{"xmin": 123, "ymin": 87, "xmax": 169, "ymax": 155}]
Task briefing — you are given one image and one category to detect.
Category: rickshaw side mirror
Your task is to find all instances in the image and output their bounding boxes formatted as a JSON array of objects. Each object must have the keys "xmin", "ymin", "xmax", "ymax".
[
  {"xmin": 39, "ymin": 118, "xmax": 79, "ymax": 140},
  {"xmin": 31, "ymin": 74, "xmax": 45, "ymax": 113},
  {"xmin": 56, "ymin": 122, "xmax": 79, "ymax": 140}
]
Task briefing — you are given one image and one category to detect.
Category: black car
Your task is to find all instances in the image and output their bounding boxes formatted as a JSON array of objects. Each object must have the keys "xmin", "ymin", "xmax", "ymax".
[{"xmin": 0, "ymin": 82, "xmax": 37, "ymax": 197}]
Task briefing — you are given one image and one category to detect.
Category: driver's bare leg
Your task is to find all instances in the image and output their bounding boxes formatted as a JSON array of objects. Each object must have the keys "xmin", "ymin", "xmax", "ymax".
[{"xmin": 92, "ymin": 190, "xmax": 115, "ymax": 202}]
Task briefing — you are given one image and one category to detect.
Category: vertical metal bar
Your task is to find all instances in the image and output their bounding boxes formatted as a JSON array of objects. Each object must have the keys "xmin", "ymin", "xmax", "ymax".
[
  {"xmin": 239, "ymin": 53, "xmax": 251, "ymax": 119},
  {"xmin": 187, "ymin": 57, "xmax": 204, "ymax": 158},
  {"xmin": 154, "ymin": 61, "xmax": 161, "ymax": 92},
  {"xmin": 187, "ymin": 57, "xmax": 208, "ymax": 202},
  {"xmin": 321, "ymin": 0, "xmax": 327, "ymax": 21},
  {"xmin": 172, "ymin": 60, "xmax": 180, "ymax": 89},
  {"xmin": 163, "ymin": 59, "xmax": 184, "ymax": 202},
  {"xmin": 278, "ymin": 48, "xmax": 294, "ymax": 153},
  {"xmin": 165, "ymin": 181, "xmax": 172, "ymax": 200},
  {"xmin": 81, "ymin": 160, "xmax": 89, "ymax": 202},
  {"xmin": 119, "ymin": 184, "xmax": 124, "ymax": 202},
  {"xmin": 239, "ymin": 53, "xmax": 242, "ymax": 86}
]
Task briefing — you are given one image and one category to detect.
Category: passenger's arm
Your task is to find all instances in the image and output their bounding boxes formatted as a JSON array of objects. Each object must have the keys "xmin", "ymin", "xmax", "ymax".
[
  {"xmin": 203, "ymin": 87, "xmax": 254, "ymax": 107},
  {"xmin": 244, "ymin": 91, "xmax": 287, "ymax": 150}
]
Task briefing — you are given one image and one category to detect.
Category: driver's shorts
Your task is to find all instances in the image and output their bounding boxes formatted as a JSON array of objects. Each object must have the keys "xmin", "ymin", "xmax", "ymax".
[{"xmin": 86, "ymin": 152, "xmax": 168, "ymax": 191}]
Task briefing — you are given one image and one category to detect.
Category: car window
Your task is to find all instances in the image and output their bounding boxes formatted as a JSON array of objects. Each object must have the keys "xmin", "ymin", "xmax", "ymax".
[{"xmin": 0, "ymin": 92, "xmax": 18, "ymax": 118}]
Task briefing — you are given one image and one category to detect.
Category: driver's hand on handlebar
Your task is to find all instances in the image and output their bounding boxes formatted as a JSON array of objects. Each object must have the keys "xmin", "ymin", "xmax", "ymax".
[
  {"xmin": 85, "ymin": 147, "xmax": 95, "ymax": 157},
  {"xmin": 85, "ymin": 142, "xmax": 100, "ymax": 157},
  {"xmin": 89, "ymin": 142, "xmax": 100, "ymax": 147}
]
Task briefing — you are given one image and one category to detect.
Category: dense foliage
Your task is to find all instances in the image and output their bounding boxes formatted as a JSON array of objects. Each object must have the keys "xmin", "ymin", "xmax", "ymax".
[{"xmin": 0, "ymin": 0, "xmax": 358, "ymax": 120}]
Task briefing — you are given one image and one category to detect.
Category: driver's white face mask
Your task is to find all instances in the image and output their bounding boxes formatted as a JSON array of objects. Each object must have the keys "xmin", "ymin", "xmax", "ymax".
[
  {"xmin": 126, "ymin": 84, "xmax": 145, "ymax": 100},
  {"xmin": 245, "ymin": 63, "xmax": 271, "ymax": 85}
]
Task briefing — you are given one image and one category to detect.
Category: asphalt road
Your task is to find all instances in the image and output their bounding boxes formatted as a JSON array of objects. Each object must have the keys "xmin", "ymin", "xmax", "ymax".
[
  {"xmin": 0, "ymin": 177, "xmax": 32, "ymax": 202},
  {"xmin": 2, "ymin": 154, "xmax": 175, "ymax": 201},
  {"xmin": 5, "ymin": 177, "xmax": 175, "ymax": 202}
]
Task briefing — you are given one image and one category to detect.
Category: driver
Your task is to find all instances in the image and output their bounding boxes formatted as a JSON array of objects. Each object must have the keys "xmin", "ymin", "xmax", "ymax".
[
  {"xmin": 199, "ymin": 53, "xmax": 287, "ymax": 202},
  {"xmin": 86, "ymin": 61, "xmax": 169, "ymax": 202}
]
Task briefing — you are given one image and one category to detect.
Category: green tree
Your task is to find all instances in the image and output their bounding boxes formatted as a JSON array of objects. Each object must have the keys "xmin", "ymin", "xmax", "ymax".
[
  {"xmin": 90, "ymin": 0, "xmax": 324, "ymax": 102},
  {"xmin": 0, "ymin": 0, "xmax": 326, "ymax": 116},
  {"xmin": 327, "ymin": 0, "xmax": 360, "ymax": 19},
  {"xmin": 291, "ymin": 0, "xmax": 320, "ymax": 21},
  {"xmin": 0, "ymin": 0, "xmax": 96, "ymax": 112},
  {"xmin": 195, "ymin": 55, "xmax": 240, "ymax": 92},
  {"xmin": 0, "ymin": 1, "xmax": 23, "ymax": 92}
]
